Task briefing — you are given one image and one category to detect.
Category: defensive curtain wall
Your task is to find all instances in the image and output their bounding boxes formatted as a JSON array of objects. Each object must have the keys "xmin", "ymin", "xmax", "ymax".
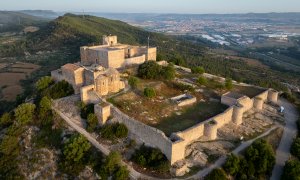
[{"xmin": 95, "ymin": 88, "xmax": 278, "ymax": 165}]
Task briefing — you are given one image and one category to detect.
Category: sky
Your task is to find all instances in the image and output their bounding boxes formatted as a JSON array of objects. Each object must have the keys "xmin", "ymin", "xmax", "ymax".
[{"xmin": 1, "ymin": 0, "xmax": 300, "ymax": 14}]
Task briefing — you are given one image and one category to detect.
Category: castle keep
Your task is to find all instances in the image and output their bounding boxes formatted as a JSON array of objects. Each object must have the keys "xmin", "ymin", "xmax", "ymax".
[{"xmin": 80, "ymin": 35, "xmax": 157, "ymax": 68}]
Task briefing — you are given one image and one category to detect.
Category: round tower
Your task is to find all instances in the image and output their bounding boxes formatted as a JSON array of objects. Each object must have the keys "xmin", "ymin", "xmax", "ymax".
[
  {"xmin": 232, "ymin": 105, "xmax": 244, "ymax": 125},
  {"xmin": 204, "ymin": 121, "xmax": 218, "ymax": 140},
  {"xmin": 268, "ymin": 89, "xmax": 279, "ymax": 104},
  {"xmin": 253, "ymin": 97, "xmax": 264, "ymax": 110}
]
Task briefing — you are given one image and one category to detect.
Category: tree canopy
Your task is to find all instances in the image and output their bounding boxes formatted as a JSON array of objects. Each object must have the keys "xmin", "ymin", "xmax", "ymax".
[
  {"xmin": 14, "ymin": 103, "xmax": 36, "ymax": 125},
  {"xmin": 63, "ymin": 134, "xmax": 91, "ymax": 162}
]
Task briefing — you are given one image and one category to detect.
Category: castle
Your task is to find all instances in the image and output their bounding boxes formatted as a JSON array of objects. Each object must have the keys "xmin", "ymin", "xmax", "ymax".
[
  {"xmin": 52, "ymin": 36, "xmax": 280, "ymax": 169},
  {"xmin": 51, "ymin": 35, "xmax": 156, "ymax": 98}
]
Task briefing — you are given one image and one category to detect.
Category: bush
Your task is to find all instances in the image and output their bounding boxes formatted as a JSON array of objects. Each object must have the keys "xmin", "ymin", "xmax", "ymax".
[
  {"xmin": 100, "ymin": 123, "xmax": 128, "ymax": 140},
  {"xmin": 0, "ymin": 112, "xmax": 13, "ymax": 127},
  {"xmin": 144, "ymin": 87, "xmax": 156, "ymax": 98},
  {"xmin": 63, "ymin": 134, "xmax": 91, "ymax": 162},
  {"xmin": 161, "ymin": 63, "xmax": 176, "ymax": 80},
  {"xmin": 131, "ymin": 145, "xmax": 170, "ymax": 173},
  {"xmin": 79, "ymin": 103, "xmax": 94, "ymax": 119},
  {"xmin": 138, "ymin": 61, "xmax": 162, "ymax": 79},
  {"xmin": 128, "ymin": 76, "xmax": 139, "ymax": 88},
  {"xmin": 225, "ymin": 78, "xmax": 233, "ymax": 90},
  {"xmin": 197, "ymin": 76, "xmax": 207, "ymax": 85},
  {"xmin": 87, "ymin": 113, "xmax": 98, "ymax": 132},
  {"xmin": 191, "ymin": 66, "xmax": 205, "ymax": 74},
  {"xmin": 114, "ymin": 166, "xmax": 129, "ymax": 180},
  {"xmin": 282, "ymin": 159, "xmax": 300, "ymax": 180},
  {"xmin": 291, "ymin": 138, "xmax": 300, "ymax": 159},
  {"xmin": 35, "ymin": 76, "xmax": 53, "ymax": 91},
  {"xmin": 14, "ymin": 103, "xmax": 36, "ymax": 125},
  {"xmin": 223, "ymin": 153, "xmax": 240, "ymax": 175},
  {"xmin": 204, "ymin": 168, "xmax": 228, "ymax": 180},
  {"xmin": 47, "ymin": 80, "xmax": 74, "ymax": 99},
  {"xmin": 137, "ymin": 61, "xmax": 175, "ymax": 80}
]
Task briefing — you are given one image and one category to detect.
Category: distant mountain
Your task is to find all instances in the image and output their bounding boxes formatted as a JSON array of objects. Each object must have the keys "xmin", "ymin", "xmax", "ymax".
[
  {"xmin": 19, "ymin": 10, "xmax": 59, "ymax": 19},
  {"xmin": 0, "ymin": 11, "xmax": 49, "ymax": 32}
]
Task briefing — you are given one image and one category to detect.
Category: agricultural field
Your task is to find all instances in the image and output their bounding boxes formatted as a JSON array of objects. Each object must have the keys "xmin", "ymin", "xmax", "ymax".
[{"xmin": 0, "ymin": 62, "xmax": 40, "ymax": 101}]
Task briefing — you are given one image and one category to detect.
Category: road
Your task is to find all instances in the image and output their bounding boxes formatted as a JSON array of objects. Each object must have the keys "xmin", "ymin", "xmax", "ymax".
[
  {"xmin": 270, "ymin": 99, "xmax": 299, "ymax": 180},
  {"xmin": 191, "ymin": 126, "xmax": 278, "ymax": 179}
]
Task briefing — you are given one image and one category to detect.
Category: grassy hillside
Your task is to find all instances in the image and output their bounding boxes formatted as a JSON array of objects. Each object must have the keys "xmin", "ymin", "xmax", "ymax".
[{"xmin": 0, "ymin": 11, "xmax": 48, "ymax": 32}]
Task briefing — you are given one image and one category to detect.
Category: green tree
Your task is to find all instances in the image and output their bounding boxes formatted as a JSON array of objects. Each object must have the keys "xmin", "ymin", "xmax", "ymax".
[
  {"xmin": 138, "ymin": 61, "xmax": 162, "ymax": 79},
  {"xmin": 144, "ymin": 87, "xmax": 156, "ymax": 98},
  {"xmin": 47, "ymin": 80, "xmax": 74, "ymax": 99},
  {"xmin": 197, "ymin": 76, "xmax": 207, "ymax": 85},
  {"xmin": 244, "ymin": 139, "xmax": 275, "ymax": 176},
  {"xmin": 282, "ymin": 159, "xmax": 300, "ymax": 180},
  {"xmin": 223, "ymin": 153, "xmax": 240, "ymax": 175},
  {"xmin": 291, "ymin": 137, "xmax": 300, "ymax": 159},
  {"xmin": 103, "ymin": 151, "xmax": 121, "ymax": 174},
  {"xmin": 225, "ymin": 78, "xmax": 233, "ymax": 90},
  {"xmin": 114, "ymin": 166, "xmax": 129, "ymax": 180},
  {"xmin": 128, "ymin": 76, "xmax": 139, "ymax": 88},
  {"xmin": 14, "ymin": 103, "xmax": 36, "ymax": 125},
  {"xmin": 39, "ymin": 96, "xmax": 52, "ymax": 117},
  {"xmin": 87, "ymin": 113, "xmax": 98, "ymax": 132},
  {"xmin": 161, "ymin": 63, "xmax": 176, "ymax": 80},
  {"xmin": 204, "ymin": 168, "xmax": 228, "ymax": 180},
  {"xmin": 35, "ymin": 76, "xmax": 53, "ymax": 91},
  {"xmin": 0, "ymin": 112, "xmax": 12, "ymax": 127},
  {"xmin": 63, "ymin": 134, "xmax": 91, "ymax": 162},
  {"xmin": 191, "ymin": 66, "xmax": 205, "ymax": 74}
]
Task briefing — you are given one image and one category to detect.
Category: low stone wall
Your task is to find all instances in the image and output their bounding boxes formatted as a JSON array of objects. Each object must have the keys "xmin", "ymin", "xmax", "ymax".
[
  {"xmin": 213, "ymin": 107, "xmax": 234, "ymax": 128},
  {"xmin": 171, "ymin": 94, "xmax": 197, "ymax": 107},
  {"xmin": 124, "ymin": 55, "xmax": 146, "ymax": 66},
  {"xmin": 221, "ymin": 94, "xmax": 239, "ymax": 106},
  {"xmin": 174, "ymin": 122, "xmax": 205, "ymax": 146},
  {"xmin": 51, "ymin": 69, "xmax": 64, "ymax": 82}
]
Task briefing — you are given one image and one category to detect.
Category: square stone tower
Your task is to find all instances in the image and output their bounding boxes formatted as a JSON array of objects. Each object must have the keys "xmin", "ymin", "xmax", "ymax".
[{"xmin": 103, "ymin": 35, "xmax": 118, "ymax": 46}]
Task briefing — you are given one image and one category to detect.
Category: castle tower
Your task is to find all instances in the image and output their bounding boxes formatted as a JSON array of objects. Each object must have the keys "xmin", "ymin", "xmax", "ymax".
[
  {"xmin": 268, "ymin": 89, "xmax": 279, "ymax": 104},
  {"xmin": 103, "ymin": 35, "xmax": 118, "ymax": 46},
  {"xmin": 95, "ymin": 75, "xmax": 109, "ymax": 96}
]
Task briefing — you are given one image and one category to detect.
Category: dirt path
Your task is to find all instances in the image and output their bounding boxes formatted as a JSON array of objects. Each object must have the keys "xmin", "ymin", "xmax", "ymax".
[{"xmin": 270, "ymin": 99, "xmax": 299, "ymax": 180}]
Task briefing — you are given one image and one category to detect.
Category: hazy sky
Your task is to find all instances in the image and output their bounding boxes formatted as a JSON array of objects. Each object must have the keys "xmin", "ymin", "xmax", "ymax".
[{"xmin": 2, "ymin": 0, "xmax": 300, "ymax": 14}]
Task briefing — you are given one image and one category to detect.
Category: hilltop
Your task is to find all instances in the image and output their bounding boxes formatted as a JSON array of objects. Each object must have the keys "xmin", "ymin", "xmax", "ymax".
[{"xmin": 28, "ymin": 13, "xmax": 205, "ymax": 61}]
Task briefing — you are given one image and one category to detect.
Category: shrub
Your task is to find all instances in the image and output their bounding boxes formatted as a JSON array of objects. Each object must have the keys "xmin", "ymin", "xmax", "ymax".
[
  {"xmin": 14, "ymin": 103, "xmax": 36, "ymax": 125},
  {"xmin": 87, "ymin": 113, "xmax": 98, "ymax": 132},
  {"xmin": 114, "ymin": 166, "xmax": 129, "ymax": 180},
  {"xmin": 291, "ymin": 138, "xmax": 300, "ymax": 159},
  {"xmin": 191, "ymin": 66, "xmax": 205, "ymax": 74},
  {"xmin": 131, "ymin": 145, "xmax": 170, "ymax": 173},
  {"xmin": 100, "ymin": 123, "xmax": 128, "ymax": 140},
  {"xmin": 144, "ymin": 87, "xmax": 156, "ymax": 98},
  {"xmin": 138, "ymin": 61, "xmax": 162, "ymax": 79},
  {"xmin": 225, "ymin": 78, "xmax": 233, "ymax": 90},
  {"xmin": 204, "ymin": 168, "xmax": 228, "ymax": 180},
  {"xmin": 47, "ymin": 80, "xmax": 74, "ymax": 99},
  {"xmin": 282, "ymin": 159, "xmax": 300, "ymax": 180},
  {"xmin": 223, "ymin": 154, "xmax": 240, "ymax": 175},
  {"xmin": 79, "ymin": 103, "xmax": 94, "ymax": 119},
  {"xmin": 35, "ymin": 76, "xmax": 53, "ymax": 91},
  {"xmin": 63, "ymin": 134, "xmax": 91, "ymax": 162},
  {"xmin": 103, "ymin": 151, "xmax": 121, "ymax": 174},
  {"xmin": 128, "ymin": 76, "xmax": 139, "ymax": 88},
  {"xmin": 0, "ymin": 112, "xmax": 13, "ymax": 127},
  {"xmin": 161, "ymin": 63, "xmax": 176, "ymax": 80},
  {"xmin": 197, "ymin": 76, "xmax": 207, "ymax": 85},
  {"xmin": 138, "ymin": 61, "xmax": 175, "ymax": 80}
]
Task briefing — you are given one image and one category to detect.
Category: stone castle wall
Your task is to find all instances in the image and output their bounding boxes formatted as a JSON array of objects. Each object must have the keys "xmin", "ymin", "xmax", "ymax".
[{"xmin": 124, "ymin": 55, "xmax": 146, "ymax": 66}]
